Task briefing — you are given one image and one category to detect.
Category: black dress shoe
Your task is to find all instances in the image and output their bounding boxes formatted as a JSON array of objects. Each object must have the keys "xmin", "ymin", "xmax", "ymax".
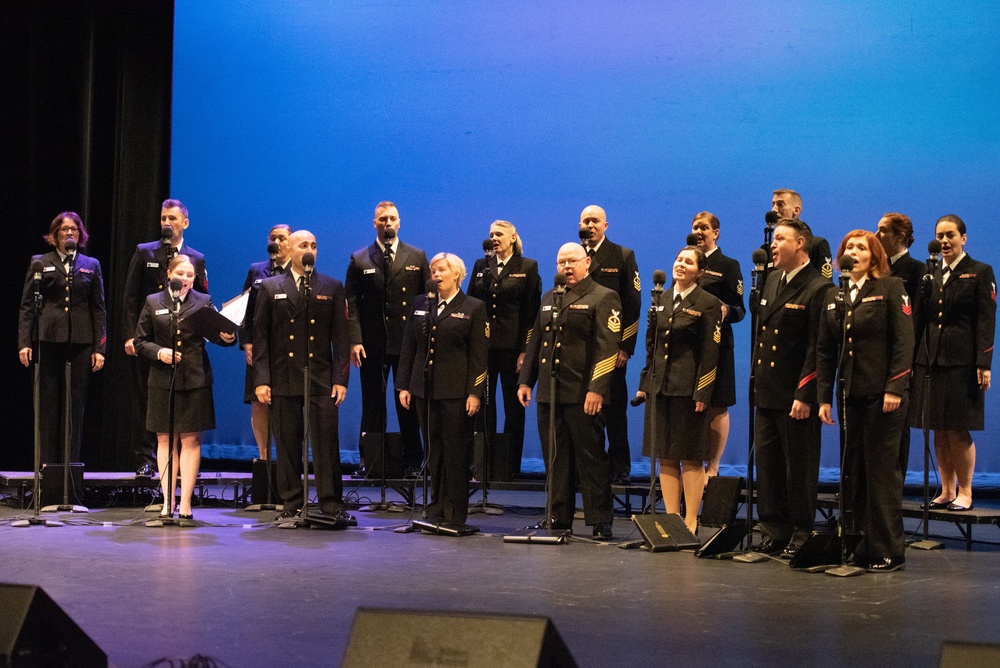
[
  {"xmin": 592, "ymin": 523, "xmax": 613, "ymax": 541},
  {"xmin": 866, "ymin": 556, "xmax": 905, "ymax": 572},
  {"xmin": 336, "ymin": 510, "xmax": 358, "ymax": 526},
  {"xmin": 611, "ymin": 473, "xmax": 631, "ymax": 485},
  {"xmin": 751, "ymin": 538, "xmax": 785, "ymax": 555},
  {"xmin": 351, "ymin": 466, "xmax": 368, "ymax": 479},
  {"xmin": 136, "ymin": 463, "xmax": 155, "ymax": 478},
  {"xmin": 780, "ymin": 543, "xmax": 801, "ymax": 560},
  {"xmin": 525, "ymin": 519, "xmax": 572, "ymax": 532},
  {"xmin": 403, "ymin": 466, "xmax": 421, "ymax": 479},
  {"xmin": 947, "ymin": 502, "xmax": 973, "ymax": 512},
  {"xmin": 921, "ymin": 499, "xmax": 952, "ymax": 510},
  {"xmin": 276, "ymin": 508, "xmax": 299, "ymax": 520}
]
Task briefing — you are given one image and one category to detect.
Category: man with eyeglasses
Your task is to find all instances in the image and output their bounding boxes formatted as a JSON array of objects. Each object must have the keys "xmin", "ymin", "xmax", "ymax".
[
  {"xmin": 518, "ymin": 243, "xmax": 621, "ymax": 540},
  {"xmin": 345, "ymin": 201, "xmax": 429, "ymax": 476}
]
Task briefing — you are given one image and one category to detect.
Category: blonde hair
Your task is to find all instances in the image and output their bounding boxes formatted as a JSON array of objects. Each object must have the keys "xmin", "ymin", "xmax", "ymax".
[
  {"xmin": 430, "ymin": 252, "xmax": 467, "ymax": 284},
  {"xmin": 491, "ymin": 220, "xmax": 523, "ymax": 256}
]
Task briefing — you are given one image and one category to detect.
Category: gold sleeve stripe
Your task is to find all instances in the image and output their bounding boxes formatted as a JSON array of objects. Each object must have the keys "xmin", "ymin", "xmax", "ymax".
[
  {"xmin": 475, "ymin": 371, "xmax": 487, "ymax": 387},
  {"xmin": 525, "ymin": 328, "xmax": 533, "ymax": 345},
  {"xmin": 622, "ymin": 321, "xmax": 638, "ymax": 340},
  {"xmin": 592, "ymin": 355, "xmax": 617, "ymax": 380},
  {"xmin": 696, "ymin": 368, "xmax": 717, "ymax": 391}
]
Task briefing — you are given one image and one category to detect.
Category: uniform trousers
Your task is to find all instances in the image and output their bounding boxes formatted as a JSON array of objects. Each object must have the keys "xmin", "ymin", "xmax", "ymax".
[
  {"xmin": 270, "ymin": 394, "xmax": 343, "ymax": 515},
  {"xmin": 754, "ymin": 407, "xmax": 821, "ymax": 547},
  {"xmin": 537, "ymin": 403, "xmax": 613, "ymax": 527},
  {"xmin": 37, "ymin": 342, "xmax": 92, "ymax": 464},
  {"xmin": 130, "ymin": 355, "xmax": 157, "ymax": 466},
  {"xmin": 602, "ymin": 365, "xmax": 631, "ymax": 477},
  {"xmin": 413, "ymin": 396, "xmax": 473, "ymax": 524},
  {"xmin": 480, "ymin": 348, "xmax": 526, "ymax": 473},
  {"xmin": 842, "ymin": 394, "xmax": 907, "ymax": 560},
  {"xmin": 358, "ymin": 350, "xmax": 423, "ymax": 468}
]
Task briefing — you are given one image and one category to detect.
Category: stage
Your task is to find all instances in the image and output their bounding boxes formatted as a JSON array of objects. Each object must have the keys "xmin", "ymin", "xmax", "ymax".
[{"xmin": 2, "ymin": 485, "xmax": 999, "ymax": 667}]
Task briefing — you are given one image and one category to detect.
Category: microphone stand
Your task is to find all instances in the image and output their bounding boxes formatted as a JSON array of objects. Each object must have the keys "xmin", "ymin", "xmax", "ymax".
[
  {"xmin": 14, "ymin": 267, "xmax": 62, "ymax": 527},
  {"xmin": 470, "ymin": 255, "xmax": 504, "ymax": 517},
  {"xmin": 827, "ymin": 274, "xmax": 864, "ymax": 576},
  {"xmin": 641, "ymin": 286, "xmax": 664, "ymax": 516},
  {"xmin": 911, "ymin": 260, "xmax": 944, "ymax": 550},
  {"xmin": 43, "ymin": 251, "xmax": 88, "ymax": 514},
  {"xmin": 147, "ymin": 288, "xmax": 185, "ymax": 527},
  {"xmin": 733, "ymin": 258, "xmax": 768, "ymax": 562}
]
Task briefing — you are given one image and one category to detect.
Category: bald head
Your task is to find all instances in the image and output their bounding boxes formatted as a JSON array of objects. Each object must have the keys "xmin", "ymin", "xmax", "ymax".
[
  {"xmin": 579, "ymin": 205, "xmax": 609, "ymax": 244},
  {"xmin": 288, "ymin": 230, "xmax": 318, "ymax": 273},
  {"xmin": 557, "ymin": 242, "xmax": 590, "ymax": 287}
]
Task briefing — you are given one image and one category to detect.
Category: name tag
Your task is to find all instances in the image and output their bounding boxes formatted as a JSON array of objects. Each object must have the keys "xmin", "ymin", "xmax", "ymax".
[
  {"xmin": 43, "ymin": 266, "xmax": 56, "ymax": 273},
  {"xmin": 363, "ymin": 268, "xmax": 377, "ymax": 275},
  {"xmin": 476, "ymin": 272, "xmax": 484, "ymax": 278},
  {"xmin": 254, "ymin": 278, "xmax": 263, "ymax": 285},
  {"xmin": 274, "ymin": 293, "xmax": 288, "ymax": 300},
  {"xmin": 155, "ymin": 309, "xmax": 169, "ymax": 316},
  {"xmin": 827, "ymin": 303, "xmax": 837, "ymax": 311},
  {"xmin": 315, "ymin": 294, "xmax": 331, "ymax": 301},
  {"xmin": 542, "ymin": 305, "xmax": 552, "ymax": 312},
  {"xmin": 657, "ymin": 306, "xmax": 665, "ymax": 311},
  {"xmin": 147, "ymin": 262, "xmax": 159, "ymax": 268},
  {"xmin": 451, "ymin": 313, "xmax": 470, "ymax": 319},
  {"xmin": 784, "ymin": 303, "xmax": 805, "ymax": 310},
  {"xmin": 414, "ymin": 310, "xmax": 428, "ymax": 316},
  {"xmin": 760, "ymin": 299, "xmax": 768, "ymax": 306},
  {"xmin": 569, "ymin": 304, "xmax": 589, "ymax": 310},
  {"xmin": 861, "ymin": 295, "xmax": 884, "ymax": 303}
]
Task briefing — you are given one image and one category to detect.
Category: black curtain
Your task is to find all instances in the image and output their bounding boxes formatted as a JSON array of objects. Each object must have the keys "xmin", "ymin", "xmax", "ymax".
[{"xmin": 1, "ymin": 0, "xmax": 174, "ymax": 471}]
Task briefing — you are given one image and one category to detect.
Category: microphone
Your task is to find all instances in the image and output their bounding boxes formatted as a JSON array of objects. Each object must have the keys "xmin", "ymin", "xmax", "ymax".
[
  {"xmin": 425, "ymin": 278, "xmax": 438, "ymax": 319},
  {"xmin": 31, "ymin": 259, "xmax": 43, "ymax": 283},
  {"xmin": 578, "ymin": 228, "xmax": 592, "ymax": 249},
  {"xmin": 836, "ymin": 255, "xmax": 854, "ymax": 320},
  {"xmin": 161, "ymin": 226, "xmax": 176, "ymax": 261},
  {"xmin": 749, "ymin": 249, "xmax": 769, "ymax": 315},
  {"xmin": 765, "ymin": 211, "xmax": 779, "ymax": 230},
  {"xmin": 652, "ymin": 269, "xmax": 667, "ymax": 293},
  {"xmin": 553, "ymin": 272, "xmax": 568, "ymax": 294},
  {"xmin": 927, "ymin": 239, "xmax": 941, "ymax": 266},
  {"xmin": 267, "ymin": 241, "xmax": 279, "ymax": 261},
  {"xmin": 482, "ymin": 239, "xmax": 494, "ymax": 257},
  {"xmin": 63, "ymin": 239, "xmax": 77, "ymax": 282},
  {"xmin": 923, "ymin": 239, "xmax": 942, "ymax": 301},
  {"xmin": 169, "ymin": 277, "xmax": 183, "ymax": 305},
  {"xmin": 838, "ymin": 254, "xmax": 855, "ymax": 278},
  {"xmin": 383, "ymin": 227, "xmax": 396, "ymax": 245},
  {"xmin": 751, "ymin": 248, "xmax": 767, "ymax": 274},
  {"xmin": 302, "ymin": 252, "xmax": 315, "ymax": 277},
  {"xmin": 630, "ymin": 394, "xmax": 646, "ymax": 407},
  {"xmin": 686, "ymin": 233, "xmax": 698, "ymax": 247}
]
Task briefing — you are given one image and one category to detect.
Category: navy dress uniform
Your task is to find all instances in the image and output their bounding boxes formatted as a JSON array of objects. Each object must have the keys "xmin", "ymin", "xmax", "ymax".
[
  {"xmin": 639, "ymin": 285, "xmax": 722, "ymax": 460},
  {"xmin": 18, "ymin": 251, "xmax": 107, "ymax": 464},
  {"xmin": 817, "ymin": 276, "xmax": 914, "ymax": 565},
  {"xmin": 123, "ymin": 240, "xmax": 208, "ymax": 468},
  {"xmin": 753, "ymin": 263, "xmax": 834, "ymax": 552},
  {"xmin": 133, "ymin": 289, "xmax": 233, "ymax": 433},
  {"xmin": 253, "ymin": 271, "xmax": 351, "ymax": 515},
  {"xmin": 518, "ymin": 275, "xmax": 622, "ymax": 530},
  {"xmin": 239, "ymin": 259, "xmax": 285, "ymax": 403},
  {"xmin": 587, "ymin": 237, "xmax": 641, "ymax": 480},
  {"xmin": 909, "ymin": 254, "xmax": 996, "ymax": 431},
  {"xmin": 468, "ymin": 253, "xmax": 541, "ymax": 472},
  {"xmin": 345, "ymin": 240, "xmax": 429, "ymax": 469},
  {"xmin": 396, "ymin": 291, "xmax": 489, "ymax": 524},
  {"xmin": 698, "ymin": 248, "xmax": 745, "ymax": 407}
]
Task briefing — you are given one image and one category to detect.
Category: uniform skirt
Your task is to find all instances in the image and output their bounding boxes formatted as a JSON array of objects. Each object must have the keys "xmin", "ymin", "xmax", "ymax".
[
  {"xmin": 641, "ymin": 394, "xmax": 710, "ymax": 461},
  {"xmin": 243, "ymin": 364, "xmax": 256, "ymax": 404},
  {"xmin": 147, "ymin": 386, "xmax": 216, "ymax": 433},
  {"xmin": 908, "ymin": 365, "xmax": 984, "ymax": 431},
  {"xmin": 709, "ymin": 346, "xmax": 737, "ymax": 408}
]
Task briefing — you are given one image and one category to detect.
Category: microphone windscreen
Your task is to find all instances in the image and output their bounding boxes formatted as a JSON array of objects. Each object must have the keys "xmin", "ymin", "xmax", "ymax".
[
  {"xmin": 751, "ymin": 249, "xmax": 768, "ymax": 266},
  {"xmin": 652, "ymin": 269, "xmax": 667, "ymax": 286},
  {"xmin": 63, "ymin": 238, "xmax": 77, "ymax": 253},
  {"xmin": 686, "ymin": 233, "xmax": 698, "ymax": 246},
  {"xmin": 928, "ymin": 239, "xmax": 942, "ymax": 255},
  {"xmin": 301, "ymin": 252, "xmax": 315, "ymax": 267},
  {"xmin": 161, "ymin": 226, "xmax": 173, "ymax": 241},
  {"xmin": 383, "ymin": 227, "xmax": 396, "ymax": 241},
  {"xmin": 425, "ymin": 279, "xmax": 438, "ymax": 294},
  {"xmin": 31, "ymin": 260, "xmax": 44, "ymax": 275},
  {"xmin": 267, "ymin": 242, "xmax": 279, "ymax": 255},
  {"xmin": 554, "ymin": 272, "xmax": 568, "ymax": 288},
  {"xmin": 838, "ymin": 255, "xmax": 855, "ymax": 272},
  {"xmin": 578, "ymin": 228, "xmax": 592, "ymax": 243},
  {"xmin": 765, "ymin": 211, "xmax": 779, "ymax": 225},
  {"xmin": 169, "ymin": 278, "xmax": 183, "ymax": 293},
  {"xmin": 483, "ymin": 239, "xmax": 494, "ymax": 253}
]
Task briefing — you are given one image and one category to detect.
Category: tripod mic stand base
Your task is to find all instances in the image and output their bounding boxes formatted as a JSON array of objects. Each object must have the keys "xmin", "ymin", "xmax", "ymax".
[
  {"xmin": 467, "ymin": 502, "xmax": 504, "ymax": 516},
  {"xmin": 12, "ymin": 517, "xmax": 64, "ymax": 527},
  {"xmin": 502, "ymin": 529, "xmax": 569, "ymax": 544},
  {"xmin": 245, "ymin": 503, "xmax": 284, "ymax": 512},
  {"xmin": 909, "ymin": 539, "xmax": 945, "ymax": 550},
  {"xmin": 731, "ymin": 551, "xmax": 770, "ymax": 563},
  {"xmin": 825, "ymin": 564, "xmax": 866, "ymax": 577},
  {"xmin": 359, "ymin": 502, "xmax": 408, "ymax": 513},
  {"xmin": 40, "ymin": 504, "xmax": 89, "ymax": 514},
  {"xmin": 412, "ymin": 519, "xmax": 480, "ymax": 536}
]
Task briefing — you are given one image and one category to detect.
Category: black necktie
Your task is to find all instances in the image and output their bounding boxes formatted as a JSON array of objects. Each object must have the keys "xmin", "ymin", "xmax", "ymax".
[
  {"xmin": 942, "ymin": 266, "xmax": 951, "ymax": 284},
  {"xmin": 496, "ymin": 261, "xmax": 504, "ymax": 274},
  {"xmin": 273, "ymin": 264, "xmax": 283, "ymax": 275},
  {"xmin": 385, "ymin": 247, "xmax": 394, "ymax": 268},
  {"xmin": 298, "ymin": 275, "xmax": 306, "ymax": 295},
  {"xmin": 587, "ymin": 248, "xmax": 596, "ymax": 258},
  {"xmin": 778, "ymin": 274, "xmax": 787, "ymax": 291},
  {"xmin": 673, "ymin": 293, "xmax": 682, "ymax": 311},
  {"xmin": 849, "ymin": 285, "xmax": 858, "ymax": 304}
]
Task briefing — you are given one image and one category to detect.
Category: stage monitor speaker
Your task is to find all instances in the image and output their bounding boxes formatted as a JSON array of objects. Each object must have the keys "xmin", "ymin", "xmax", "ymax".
[
  {"xmin": 0, "ymin": 583, "xmax": 107, "ymax": 667},
  {"xmin": 788, "ymin": 531, "xmax": 863, "ymax": 571},
  {"xmin": 700, "ymin": 475, "xmax": 743, "ymax": 528},
  {"xmin": 631, "ymin": 513, "xmax": 700, "ymax": 552},
  {"xmin": 473, "ymin": 432, "xmax": 514, "ymax": 482},
  {"xmin": 40, "ymin": 463, "xmax": 85, "ymax": 508},
  {"xmin": 940, "ymin": 641, "xmax": 1000, "ymax": 668},
  {"xmin": 251, "ymin": 458, "xmax": 279, "ymax": 505},
  {"xmin": 359, "ymin": 432, "xmax": 404, "ymax": 479},
  {"xmin": 342, "ymin": 608, "xmax": 577, "ymax": 668},
  {"xmin": 695, "ymin": 521, "xmax": 747, "ymax": 558}
]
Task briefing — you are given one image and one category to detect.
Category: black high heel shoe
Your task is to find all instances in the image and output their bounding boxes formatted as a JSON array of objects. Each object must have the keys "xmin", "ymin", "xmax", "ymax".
[
  {"xmin": 160, "ymin": 508, "xmax": 174, "ymax": 519},
  {"xmin": 178, "ymin": 512, "xmax": 193, "ymax": 521}
]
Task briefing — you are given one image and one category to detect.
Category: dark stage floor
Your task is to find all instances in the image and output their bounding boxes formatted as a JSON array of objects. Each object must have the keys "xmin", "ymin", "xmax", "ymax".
[{"xmin": 2, "ymin": 488, "xmax": 999, "ymax": 667}]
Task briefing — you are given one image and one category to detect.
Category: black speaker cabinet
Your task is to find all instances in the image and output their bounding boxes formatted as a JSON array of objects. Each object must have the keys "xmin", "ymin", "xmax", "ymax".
[
  {"xmin": 631, "ymin": 513, "xmax": 701, "ymax": 552},
  {"xmin": 0, "ymin": 583, "xmax": 107, "ymax": 667},
  {"xmin": 342, "ymin": 608, "xmax": 577, "ymax": 668},
  {"xmin": 359, "ymin": 432, "xmax": 404, "ymax": 479},
  {"xmin": 700, "ymin": 475, "xmax": 743, "ymax": 528},
  {"xmin": 39, "ymin": 463, "xmax": 86, "ymax": 508},
  {"xmin": 473, "ymin": 432, "xmax": 514, "ymax": 482},
  {"xmin": 251, "ymin": 458, "xmax": 280, "ymax": 505}
]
